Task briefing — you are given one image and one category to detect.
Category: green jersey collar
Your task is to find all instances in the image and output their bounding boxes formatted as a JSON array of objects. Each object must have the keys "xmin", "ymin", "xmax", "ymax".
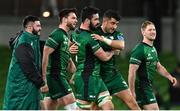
[
  {"xmin": 58, "ymin": 28, "xmax": 68, "ymax": 36},
  {"xmin": 24, "ymin": 31, "xmax": 39, "ymax": 39}
]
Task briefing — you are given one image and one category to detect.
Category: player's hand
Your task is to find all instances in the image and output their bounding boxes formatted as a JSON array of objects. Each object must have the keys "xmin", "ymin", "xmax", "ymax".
[
  {"xmin": 91, "ymin": 34, "xmax": 104, "ymax": 41},
  {"xmin": 69, "ymin": 77, "xmax": 75, "ymax": 85},
  {"xmin": 69, "ymin": 74, "xmax": 75, "ymax": 85},
  {"xmin": 69, "ymin": 43, "xmax": 78, "ymax": 54},
  {"xmin": 40, "ymin": 84, "xmax": 49, "ymax": 93},
  {"xmin": 169, "ymin": 76, "xmax": 177, "ymax": 86},
  {"xmin": 113, "ymin": 49, "xmax": 120, "ymax": 55}
]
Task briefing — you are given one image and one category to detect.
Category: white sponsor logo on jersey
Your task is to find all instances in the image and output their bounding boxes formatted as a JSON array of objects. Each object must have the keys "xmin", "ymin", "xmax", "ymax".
[
  {"xmin": 150, "ymin": 98, "xmax": 156, "ymax": 101},
  {"xmin": 109, "ymin": 36, "xmax": 114, "ymax": 40}
]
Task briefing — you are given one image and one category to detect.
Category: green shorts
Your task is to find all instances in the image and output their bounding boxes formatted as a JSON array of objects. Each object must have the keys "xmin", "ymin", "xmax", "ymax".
[
  {"xmin": 46, "ymin": 74, "xmax": 72, "ymax": 100},
  {"xmin": 74, "ymin": 74, "xmax": 108, "ymax": 102},
  {"xmin": 135, "ymin": 86, "xmax": 157, "ymax": 106},
  {"xmin": 101, "ymin": 72, "xmax": 128, "ymax": 95}
]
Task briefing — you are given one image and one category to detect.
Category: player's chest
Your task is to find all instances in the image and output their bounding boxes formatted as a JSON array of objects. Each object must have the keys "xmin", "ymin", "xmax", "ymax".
[{"xmin": 144, "ymin": 47, "xmax": 158, "ymax": 66}]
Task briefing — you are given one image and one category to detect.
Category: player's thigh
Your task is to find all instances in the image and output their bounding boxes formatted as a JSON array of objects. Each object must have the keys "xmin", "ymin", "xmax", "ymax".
[
  {"xmin": 107, "ymin": 74, "xmax": 129, "ymax": 95},
  {"xmin": 57, "ymin": 93, "xmax": 76, "ymax": 106},
  {"xmin": 42, "ymin": 97, "xmax": 58, "ymax": 110},
  {"xmin": 115, "ymin": 89, "xmax": 133, "ymax": 101},
  {"xmin": 136, "ymin": 87, "xmax": 157, "ymax": 107},
  {"xmin": 143, "ymin": 103, "xmax": 159, "ymax": 110},
  {"xmin": 47, "ymin": 75, "xmax": 73, "ymax": 100}
]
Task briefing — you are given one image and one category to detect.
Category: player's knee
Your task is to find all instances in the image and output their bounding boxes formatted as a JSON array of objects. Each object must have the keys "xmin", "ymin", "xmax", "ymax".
[
  {"xmin": 126, "ymin": 97, "xmax": 138, "ymax": 106},
  {"xmin": 143, "ymin": 103, "xmax": 159, "ymax": 110},
  {"xmin": 43, "ymin": 97, "xmax": 58, "ymax": 110},
  {"xmin": 64, "ymin": 102, "xmax": 77, "ymax": 110},
  {"xmin": 97, "ymin": 93, "xmax": 114, "ymax": 110},
  {"xmin": 76, "ymin": 100, "xmax": 94, "ymax": 110},
  {"xmin": 100, "ymin": 100, "xmax": 114, "ymax": 110}
]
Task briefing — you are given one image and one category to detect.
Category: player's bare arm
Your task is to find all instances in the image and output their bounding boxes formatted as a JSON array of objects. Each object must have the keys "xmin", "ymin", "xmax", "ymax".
[
  {"xmin": 91, "ymin": 34, "xmax": 124, "ymax": 50},
  {"xmin": 41, "ymin": 46, "xmax": 54, "ymax": 93},
  {"xmin": 156, "ymin": 62, "xmax": 177, "ymax": 86},
  {"xmin": 67, "ymin": 58, "xmax": 76, "ymax": 74},
  {"xmin": 94, "ymin": 47, "xmax": 114, "ymax": 61},
  {"xmin": 128, "ymin": 64, "xmax": 139, "ymax": 98}
]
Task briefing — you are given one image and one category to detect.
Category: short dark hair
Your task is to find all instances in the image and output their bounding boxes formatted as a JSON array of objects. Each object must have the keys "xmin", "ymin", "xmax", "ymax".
[
  {"xmin": 103, "ymin": 10, "xmax": 121, "ymax": 21},
  {"xmin": 81, "ymin": 6, "xmax": 99, "ymax": 22},
  {"xmin": 58, "ymin": 8, "xmax": 77, "ymax": 23},
  {"xmin": 23, "ymin": 15, "xmax": 40, "ymax": 28}
]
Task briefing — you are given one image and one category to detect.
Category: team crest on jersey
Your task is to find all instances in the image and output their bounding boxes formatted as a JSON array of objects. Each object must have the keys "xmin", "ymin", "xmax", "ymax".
[
  {"xmin": 117, "ymin": 34, "xmax": 124, "ymax": 40},
  {"xmin": 64, "ymin": 35, "xmax": 69, "ymax": 45}
]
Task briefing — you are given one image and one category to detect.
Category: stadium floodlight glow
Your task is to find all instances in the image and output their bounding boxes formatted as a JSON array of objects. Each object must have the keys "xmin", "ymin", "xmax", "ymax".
[{"xmin": 42, "ymin": 11, "xmax": 50, "ymax": 17}]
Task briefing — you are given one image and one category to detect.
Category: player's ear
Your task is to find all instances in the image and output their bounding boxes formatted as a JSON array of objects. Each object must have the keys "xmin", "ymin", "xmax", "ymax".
[
  {"xmin": 62, "ymin": 17, "xmax": 68, "ymax": 23},
  {"xmin": 26, "ymin": 24, "xmax": 33, "ymax": 31},
  {"xmin": 141, "ymin": 29, "xmax": 144, "ymax": 35}
]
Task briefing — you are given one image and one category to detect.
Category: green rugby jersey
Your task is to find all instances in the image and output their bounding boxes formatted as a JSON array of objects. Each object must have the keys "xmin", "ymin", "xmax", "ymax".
[
  {"xmin": 72, "ymin": 28, "xmax": 101, "ymax": 76},
  {"xmin": 45, "ymin": 28, "xmax": 70, "ymax": 77},
  {"xmin": 94, "ymin": 27, "xmax": 124, "ymax": 79},
  {"xmin": 129, "ymin": 42, "xmax": 159, "ymax": 87}
]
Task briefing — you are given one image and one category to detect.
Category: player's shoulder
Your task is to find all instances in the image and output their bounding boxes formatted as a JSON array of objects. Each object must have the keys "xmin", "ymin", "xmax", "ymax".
[
  {"xmin": 50, "ymin": 28, "xmax": 66, "ymax": 37},
  {"xmin": 94, "ymin": 26, "xmax": 102, "ymax": 33},
  {"xmin": 112, "ymin": 30, "xmax": 124, "ymax": 40},
  {"xmin": 71, "ymin": 28, "xmax": 82, "ymax": 39},
  {"xmin": 113, "ymin": 30, "xmax": 123, "ymax": 36},
  {"xmin": 132, "ymin": 42, "xmax": 145, "ymax": 53},
  {"xmin": 73, "ymin": 27, "xmax": 83, "ymax": 35},
  {"xmin": 79, "ymin": 29, "xmax": 91, "ymax": 37},
  {"xmin": 134, "ymin": 42, "xmax": 144, "ymax": 49}
]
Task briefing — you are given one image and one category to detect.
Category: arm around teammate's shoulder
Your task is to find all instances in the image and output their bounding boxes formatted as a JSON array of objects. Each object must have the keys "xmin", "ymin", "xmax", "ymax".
[{"xmin": 94, "ymin": 47, "xmax": 114, "ymax": 61}]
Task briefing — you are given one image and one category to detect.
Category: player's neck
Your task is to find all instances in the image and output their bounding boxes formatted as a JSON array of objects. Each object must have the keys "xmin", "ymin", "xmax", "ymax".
[
  {"xmin": 25, "ymin": 29, "xmax": 33, "ymax": 35},
  {"xmin": 80, "ymin": 23, "xmax": 90, "ymax": 31},
  {"xmin": 59, "ymin": 24, "xmax": 69, "ymax": 32},
  {"xmin": 143, "ymin": 38, "xmax": 154, "ymax": 46},
  {"xmin": 101, "ymin": 25, "xmax": 107, "ymax": 33}
]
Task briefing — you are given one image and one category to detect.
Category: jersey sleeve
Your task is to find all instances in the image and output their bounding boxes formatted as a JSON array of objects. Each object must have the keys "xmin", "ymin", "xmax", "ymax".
[
  {"xmin": 114, "ymin": 31, "xmax": 124, "ymax": 41},
  {"xmin": 45, "ymin": 31, "xmax": 63, "ymax": 49},
  {"xmin": 89, "ymin": 36, "xmax": 101, "ymax": 53},
  {"xmin": 129, "ymin": 46, "xmax": 144, "ymax": 65}
]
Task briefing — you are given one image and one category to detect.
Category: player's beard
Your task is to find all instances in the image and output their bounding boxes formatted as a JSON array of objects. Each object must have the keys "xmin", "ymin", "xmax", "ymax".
[
  {"xmin": 105, "ymin": 27, "xmax": 114, "ymax": 34},
  {"xmin": 89, "ymin": 22, "xmax": 99, "ymax": 31},
  {"xmin": 67, "ymin": 22, "xmax": 75, "ymax": 31},
  {"xmin": 147, "ymin": 35, "xmax": 156, "ymax": 41},
  {"xmin": 32, "ymin": 28, "xmax": 41, "ymax": 35},
  {"xmin": 149, "ymin": 38, "xmax": 155, "ymax": 41}
]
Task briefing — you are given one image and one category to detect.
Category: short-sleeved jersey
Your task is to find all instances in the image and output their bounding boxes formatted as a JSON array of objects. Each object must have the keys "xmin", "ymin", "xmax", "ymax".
[
  {"xmin": 73, "ymin": 28, "xmax": 101, "ymax": 76},
  {"xmin": 94, "ymin": 27, "xmax": 125, "ymax": 80},
  {"xmin": 45, "ymin": 28, "xmax": 70, "ymax": 77},
  {"xmin": 129, "ymin": 42, "xmax": 159, "ymax": 88}
]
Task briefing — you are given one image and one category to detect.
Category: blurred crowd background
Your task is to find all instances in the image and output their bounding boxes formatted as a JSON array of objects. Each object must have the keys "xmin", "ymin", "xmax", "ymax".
[{"xmin": 0, "ymin": 0, "xmax": 180, "ymax": 109}]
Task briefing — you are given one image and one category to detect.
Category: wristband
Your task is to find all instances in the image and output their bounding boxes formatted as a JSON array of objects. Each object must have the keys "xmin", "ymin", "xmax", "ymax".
[{"xmin": 103, "ymin": 36, "xmax": 112, "ymax": 45}]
